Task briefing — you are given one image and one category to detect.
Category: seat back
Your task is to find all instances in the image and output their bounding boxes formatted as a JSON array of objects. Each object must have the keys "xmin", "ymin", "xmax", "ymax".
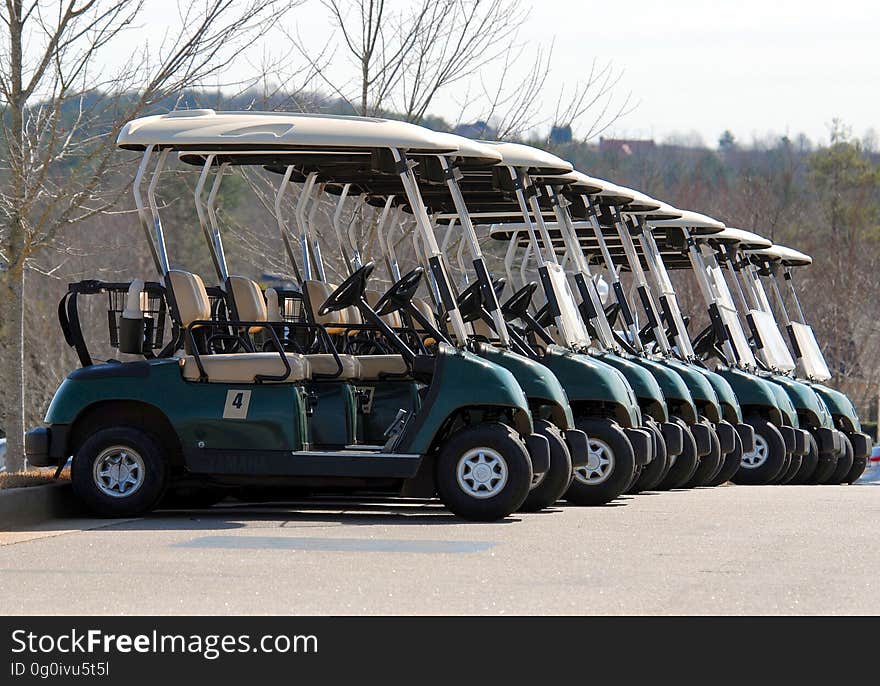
[
  {"xmin": 227, "ymin": 276, "xmax": 268, "ymax": 322},
  {"xmin": 164, "ymin": 270, "xmax": 211, "ymax": 327}
]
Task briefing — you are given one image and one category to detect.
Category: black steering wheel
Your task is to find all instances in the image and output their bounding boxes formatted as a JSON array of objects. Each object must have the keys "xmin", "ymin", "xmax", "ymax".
[
  {"xmin": 456, "ymin": 280, "xmax": 483, "ymax": 323},
  {"xmin": 501, "ymin": 282, "xmax": 537, "ymax": 320},
  {"xmin": 691, "ymin": 324, "xmax": 715, "ymax": 358},
  {"xmin": 319, "ymin": 262, "xmax": 374, "ymax": 315},
  {"xmin": 604, "ymin": 302, "xmax": 621, "ymax": 327},
  {"xmin": 374, "ymin": 267, "xmax": 424, "ymax": 316},
  {"xmin": 492, "ymin": 278, "xmax": 507, "ymax": 297}
]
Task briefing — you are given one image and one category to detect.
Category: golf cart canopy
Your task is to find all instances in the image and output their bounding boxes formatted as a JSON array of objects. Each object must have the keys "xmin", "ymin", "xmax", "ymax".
[
  {"xmin": 707, "ymin": 228, "xmax": 772, "ymax": 251},
  {"xmin": 476, "ymin": 141, "xmax": 573, "ymax": 175},
  {"xmin": 118, "ymin": 109, "xmax": 460, "ymax": 154},
  {"xmin": 647, "ymin": 210, "xmax": 725, "ymax": 234},
  {"xmin": 749, "ymin": 244, "xmax": 813, "ymax": 267}
]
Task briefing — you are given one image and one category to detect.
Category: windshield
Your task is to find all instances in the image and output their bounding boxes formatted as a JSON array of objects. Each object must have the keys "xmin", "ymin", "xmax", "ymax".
[
  {"xmin": 790, "ymin": 321, "xmax": 832, "ymax": 380},
  {"xmin": 703, "ymin": 252, "xmax": 757, "ymax": 368},
  {"xmin": 544, "ymin": 262, "xmax": 592, "ymax": 348},
  {"xmin": 748, "ymin": 309, "xmax": 796, "ymax": 371}
]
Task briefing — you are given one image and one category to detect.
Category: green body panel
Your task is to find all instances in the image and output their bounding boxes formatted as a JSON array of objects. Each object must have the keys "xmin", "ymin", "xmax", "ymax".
[
  {"xmin": 691, "ymin": 367, "xmax": 743, "ymax": 423},
  {"xmin": 810, "ymin": 383, "xmax": 862, "ymax": 432},
  {"xmin": 714, "ymin": 366, "xmax": 795, "ymax": 426},
  {"xmin": 395, "ymin": 344, "xmax": 532, "ymax": 454},
  {"xmin": 308, "ymin": 383, "xmax": 357, "ymax": 448},
  {"xmin": 767, "ymin": 374, "xmax": 833, "ymax": 429},
  {"xmin": 357, "ymin": 381, "xmax": 423, "ymax": 445},
  {"xmin": 596, "ymin": 352, "xmax": 669, "ymax": 422},
  {"xmin": 539, "ymin": 346, "xmax": 641, "ymax": 428},
  {"xmin": 477, "ymin": 345, "xmax": 574, "ymax": 429},
  {"xmin": 661, "ymin": 359, "xmax": 722, "ymax": 423},
  {"xmin": 46, "ymin": 359, "xmax": 305, "ymax": 452}
]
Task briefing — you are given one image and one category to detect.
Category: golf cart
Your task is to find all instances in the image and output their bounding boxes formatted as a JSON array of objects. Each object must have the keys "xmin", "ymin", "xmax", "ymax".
[
  {"xmin": 743, "ymin": 244, "xmax": 870, "ymax": 483},
  {"xmin": 25, "ymin": 110, "xmax": 555, "ymax": 522}
]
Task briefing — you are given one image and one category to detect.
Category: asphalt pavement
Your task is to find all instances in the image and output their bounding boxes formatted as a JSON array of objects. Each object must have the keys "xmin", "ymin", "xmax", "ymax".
[{"xmin": 2, "ymin": 483, "xmax": 879, "ymax": 615}]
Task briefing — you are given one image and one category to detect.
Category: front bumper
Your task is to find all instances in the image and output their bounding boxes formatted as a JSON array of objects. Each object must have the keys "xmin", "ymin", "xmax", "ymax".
[
  {"xmin": 735, "ymin": 423, "xmax": 756, "ymax": 454},
  {"xmin": 564, "ymin": 429, "xmax": 589, "ymax": 468},
  {"xmin": 847, "ymin": 431, "xmax": 871, "ymax": 460},
  {"xmin": 25, "ymin": 427, "xmax": 63, "ymax": 468},
  {"xmin": 660, "ymin": 421, "xmax": 684, "ymax": 457},
  {"xmin": 779, "ymin": 426, "xmax": 808, "ymax": 456},
  {"xmin": 525, "ymin": 433, "xmax": 551, "ymax": 474},
  {"xmin": 690, "ymin": 422, "xmax": 712, "ymax": 457},
  {"xmin": 625, "ymin": 427, "xmax": 653, "ymax": 466},
  {"xmin": 714, "ymin": 420, "xmax": 736, "ymax": 455},
  {"xmin": 814, "ymin": 427, "xmax": 843, "ymax": 456}
]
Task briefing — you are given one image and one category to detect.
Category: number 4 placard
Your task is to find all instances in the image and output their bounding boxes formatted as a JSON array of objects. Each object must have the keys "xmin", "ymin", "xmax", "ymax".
[{"xmin": 223, "ymin": 389, "xmax": 252, "ymax": 419}]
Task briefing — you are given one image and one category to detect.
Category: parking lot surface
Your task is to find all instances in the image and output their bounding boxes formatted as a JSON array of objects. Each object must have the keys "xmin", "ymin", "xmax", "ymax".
[{"xmin": 2, "ymin": 483, "xmax": 879, "ymax": 615}]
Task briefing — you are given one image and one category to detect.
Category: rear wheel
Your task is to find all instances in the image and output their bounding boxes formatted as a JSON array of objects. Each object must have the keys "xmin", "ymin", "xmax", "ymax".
[
  {"xmin": 705, "ymin": 431, "xmax": 743, "ymax": 487},
  {"xmin": 790, "ymin": 434, "xmax": 819, "ymax": 484},
  {"xmin": 565, "ymin": 418, "xmax": 635, "ymax": 506},
  {"xmin": 827, "ymin": 435, "xmax": 854, "ymax": 484},
  {"xmin": 656, "ymin": 419, "xmax": 699, "ymax": 490},
  {"xmin": 71, "ymin": 426, "xmax": 167, "ymax": 516},
  {"xmin": 630, "ymin": 421, "xmax": 668, "ymax": 492},
  {"xmin": 732, "ymin": 417, "xmax": 786, "ymax": 485},
  {"xmin": 520, "ymin": 419, "xmax": 573, "ymax": 512},
  {"xmin": 435, "ymin": 422, "xmax": 532, "ymax": 521},
  {"xmin": 684, "ymin": 421, "xmax": 721, "ymax": 488},
  {"xmin": 844, "ymin": 454, "xmax": 868, "ymax": 484}
]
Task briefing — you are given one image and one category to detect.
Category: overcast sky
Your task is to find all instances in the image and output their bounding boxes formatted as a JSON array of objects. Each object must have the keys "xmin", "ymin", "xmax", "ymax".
[{"xmin": 116, "ymin": 0, "xmax": 879, "ymax": 148}]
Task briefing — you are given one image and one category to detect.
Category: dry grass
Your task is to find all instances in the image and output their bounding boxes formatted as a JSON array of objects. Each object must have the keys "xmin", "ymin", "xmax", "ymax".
[{"xmin": 0, "ymin": 468, "xmax": 70, "ymax": 490}]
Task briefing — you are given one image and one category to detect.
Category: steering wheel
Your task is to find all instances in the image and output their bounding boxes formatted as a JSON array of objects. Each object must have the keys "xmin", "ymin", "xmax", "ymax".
[
  {"xmin": 456, "ymin": 280, "xmax": 483, "ymax": 323},
  {"xmin": 604, "ymin": 302, "xmax": 621, "ymax": 327},
  {"xmin": 492, "ymin": 278, "xmax": 507, "ymax": 297},
  {"xmin": 319, "ymin": 262, "xmax": 374, "ymax": 315},
  {"xmin": 534, "ymin": 302, "xmax": 554, "ymax": 328},
  {"xmin": 374, "ymin": 267, "xmax": 423, "ymax": 316},
  {"xmin": 691, "ymin": 324, "xmax": 715, "ymax": 358},
  {"xmin": 501, "ymin": 282, "xmax": 537, "ymax": 320}
]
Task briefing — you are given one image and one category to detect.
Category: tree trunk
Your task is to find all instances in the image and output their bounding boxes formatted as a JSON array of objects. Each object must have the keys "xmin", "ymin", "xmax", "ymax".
[{"xmin": 0, "ymin": 265, "xmax": 26, "ymax": 471}]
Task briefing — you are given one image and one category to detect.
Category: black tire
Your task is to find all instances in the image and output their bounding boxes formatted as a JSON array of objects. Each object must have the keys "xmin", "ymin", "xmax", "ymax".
[
  {"xmin": 705, "ymin": 430, "xmax": 743, "ymax": 487},
  {"xmin": 630, "ymin": 421, "xmax": 668, "ymax": 492},
  {"xmin": 777, "ymin": 452, "xmax": 803, "ymax": 484},
  {"xmin": 435, "ymin": 422, "xmax": 532, "ymax": 521},
  {"xmin": 770, "ymin": 451, "xmax": 793, "ymax": 484},
  {"xmin": 844, "ymin": 455, "xmax": 868, "ymax": 484},
  {"xmin": 826, "ymin": 435, "xmax": 854, "ymax": 484},
  {"xmin": 564, "ymin": 417, "xmax": 635, "ymax": 506},
  {"xmin": 807, "ymin": 433, "xmax": 838, "ymax": 484},
  {"xmin": 71, "ymin": 426, "xmax": 167, "ymax": 516},
  {"xmin": 520, "ymin": 419, "xmax": 573, "ymax": 512},
  {"xmin": 655, "ymin": 419, "xmax": 699, "ymax": 490},
  {"xmin": 731, "ymin": 417, "xmax": 786, "ymax": 485},
  {"xmin": 684, "ymin": 421, "xmax": 722, "ymax": 488},
  {"xmin": 790, "ymin": 434, "xmax": 819, "ymax": 484}
]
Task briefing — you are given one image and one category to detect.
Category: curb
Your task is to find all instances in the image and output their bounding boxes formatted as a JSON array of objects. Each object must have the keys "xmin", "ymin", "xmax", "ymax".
[{"xmin": 0, "ymin": 483, "xmax": 83, "ymax": 529}]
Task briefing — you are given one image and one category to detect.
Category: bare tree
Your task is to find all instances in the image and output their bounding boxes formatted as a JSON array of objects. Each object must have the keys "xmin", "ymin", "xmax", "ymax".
[{"xmin": 0, "ymin": 0, "xmax": 297, "ymax": 470}]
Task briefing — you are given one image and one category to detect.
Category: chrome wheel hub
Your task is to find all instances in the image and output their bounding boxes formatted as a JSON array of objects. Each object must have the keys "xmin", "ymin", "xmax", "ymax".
[
  {"xmin": 574, "ymin": 438, "xmax": 614, "ymax": 485},
  {"xmin": 456, "ymin": 447, "xmax": 508, "ymax": 499},
  {"xmin": 741, "ymin": 434, "xmax": 769, "ymax": 469},
  {"xmin": 93, "ymin": 445, "xmax": 145, "ymax": 498}
]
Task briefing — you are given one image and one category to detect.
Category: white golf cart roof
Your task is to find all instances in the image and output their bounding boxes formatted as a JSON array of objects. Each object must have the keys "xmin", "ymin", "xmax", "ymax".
[
  {"xmin": 748, "ymin": 244, "xmax": 813, "ymax": 266},
  {"xmin": 479, "ymin": 141, "xmax": 573, "ymax": 174},
  {"xmin": 647, "ymin": 209, "xmax": 725, "ymax": 234},
  {"xmin": 117, "ymin": 109, "xmax": 459, "ymax": 154},
  {"xmin": 708, "ymin": 227, "xmax": 772, "ymax": 250}
]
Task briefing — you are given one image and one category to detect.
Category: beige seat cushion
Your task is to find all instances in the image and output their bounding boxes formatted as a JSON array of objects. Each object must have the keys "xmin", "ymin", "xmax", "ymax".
[
  {"xmin": 356, "ymin": 355, "xmax": 409, "ymax": 379},
  {"xmin": 412, "ymin": 297, "xmax": 438, "ymax": 329},
  {"xmin": 228, "ymin": 276, "xmax": 268, "ymax": 322},
  {"xmin": 164, "ymin": 270, "xmax": 211, "ymax": 327},
  {"xmin": 181, "ymin": 353, "xmax": 309, "ymax": 383},
  {"xmin": 304, "ymin": 280, "xmax": 362, "ymax": 333},
  {"xmin": 304, "ymin": 353, "xmax": 360, "ymax": 379}
]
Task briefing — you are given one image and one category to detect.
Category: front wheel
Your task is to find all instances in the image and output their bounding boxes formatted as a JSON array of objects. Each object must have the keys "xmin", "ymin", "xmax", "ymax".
[
  {"xmin": 789, "ymin": 434, "xmax": 819, "ymax": 484},
  {"xmin": 435, "ymin": 423, "xmax": 532, "ymax": 521},
  {"xmin": 731, "ymin": 417, "xmax": 786, "ymax": 485},
  {"xmin": 656, "ymin": 419, "xmax": 699, "ymax": 490},
  {"xmin": 777, "ymin": 452, "xmax": 803, "ymax": 484},
  {"xmin": 519, "ymin": 419, "xmax": 573, "ymax": 512},
  {"xmin": 705, "ymin": 430, "xmax": 743, "ymax": 487},
  {"xmin": 565, "ymin": 418, "xmax": 635, "ymax": 506},
  {"xmin": 71, "ymin": 426, "xmax": 168, "ymax": 516},
  {"xmin": 684, "ymin": 421, "xmax": 721, "ymax": 488},
  {"xmin": 630, "ymin": 420, "xmax": 668, "ymax": 492},
  {"xmin": 827, "ymin": 435, "xmax": 854, "ymax": 484}
]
